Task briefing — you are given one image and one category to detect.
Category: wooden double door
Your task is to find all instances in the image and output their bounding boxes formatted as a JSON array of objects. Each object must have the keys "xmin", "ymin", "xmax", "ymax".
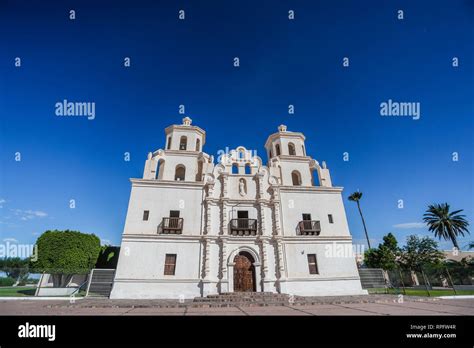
[{"xmin": 233, "ymin": 253, "xmax": 256, "ymax": 292}]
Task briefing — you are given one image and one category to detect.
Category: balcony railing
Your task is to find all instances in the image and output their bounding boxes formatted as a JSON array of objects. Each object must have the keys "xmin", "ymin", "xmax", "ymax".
[
  {"xmin": 160, "ymin": 217, "xmax": 183, "ymax": 234},
  {"xmin": 229, "ymin": 218, "xmax": 257, "ymax": 236},
  {"xmin": 297, "ymin": 220, "xmax": 321, "ymax": 236}
]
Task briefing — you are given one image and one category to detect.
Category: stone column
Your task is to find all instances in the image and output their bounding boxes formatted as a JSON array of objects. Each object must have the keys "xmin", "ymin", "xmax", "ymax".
[
  {"xmin": 220, "ymin": 172, "xmax": 228, "ymax": 198},
  {"xmin": 256, "ymin": 173, "xmax": 266, "ymax": 236},
  {"xmin": 220, "ymin": 203, "xmax": 228, "ymax": 236},
  {"xmin": 204, "ymin": 199, "xmax": 212, "ymax": 235},
  {"xmin": 218, "ymin": 237, "xmax": 229, "ymax": 293},
  {"xmin": 259, "ymin": 238, "xmax": 269, "ymax": 278},
  {"xmin": 201, "ymin": 237, "xmax": 218, "ymax": 296},
  {"xmin": 273, "ymin": 201, "xmax": 282, "ymax": 236},
  {"xmin": 201, "ymin": 237, "xmax": 210, "ymax": 279},
  {"xmin": 256, "ymin": 172, "xmax": 264, "ymax": 199}
]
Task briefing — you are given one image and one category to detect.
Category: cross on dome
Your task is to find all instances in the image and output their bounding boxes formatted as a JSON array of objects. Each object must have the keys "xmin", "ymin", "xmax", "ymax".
[
  {"xmin": 278, "ymin": 124, "xmax": 287, "ymax": 132},
  {"xmin": 182, "ymin": 117, "xmax": 192, "ymax": 126}
]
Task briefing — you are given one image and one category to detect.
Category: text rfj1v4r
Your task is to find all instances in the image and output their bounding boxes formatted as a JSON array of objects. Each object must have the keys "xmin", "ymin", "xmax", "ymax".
[{"xmin": 55, "ymin": 99, "xmax": 95, "ymax": 120}]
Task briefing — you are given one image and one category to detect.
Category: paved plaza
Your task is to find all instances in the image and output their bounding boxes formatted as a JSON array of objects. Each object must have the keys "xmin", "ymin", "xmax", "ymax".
[{"xmin": 1, "ymin": 295, "xmax": 473, "ymax": 316}]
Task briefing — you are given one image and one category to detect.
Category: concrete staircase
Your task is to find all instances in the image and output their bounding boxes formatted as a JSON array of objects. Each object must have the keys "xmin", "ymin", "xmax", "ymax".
[
  {"xmin": 86, "ymin": 269, "xmax": 115, "ymax": 297},
  {"xmin": 193, "ymin": 292, "xmax": 291, "ymax": 307}
]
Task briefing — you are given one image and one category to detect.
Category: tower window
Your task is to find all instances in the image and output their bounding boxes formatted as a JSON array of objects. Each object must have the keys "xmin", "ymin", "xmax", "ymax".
[
  {"xmin": 307, "ymin": 254, "xmax": 318, "ymax": 274},
  {"xmin": 276, "ymin": 144, "xmax": 281, "ymax": 156},
  {"xmin": 328, "ymin": 214, "xmax": 334, "ymax": 224},
  {"xmin": 167, "ymin": 137, "xmax": 172, "ymax": 150},
  {"xmin": 143, "ymin": 210, "xmax": 149, "ymax": 221},
  {"xmin": 156, "ymin": 159, "xmax": 165, "ymax": 180},
  {"xmin": 196, "ymin": 161, "xmax": 203, "ymax": 181},
  {"xmin": 164, "ymin": 254, "xmax": 177, "ymax": 275},
  {"xmin": 291, "ymin": 170, "xmax": 302, "ymax": 186},
  {"xmin": 232, "ymin": 163, "xmax": 239, "ymax": 174},
  {"xmin": 175, "ymin": 165, "xmax": 186, "ymax": 181},
  {"xmin": 312, "ymin": 169, "xmax": 320, "ymax": 186},
  {"xmin": 302, "ymin": 145, "xmax": 306, "ymax": 156},
  {"xmin": 179, "ymin": 136, "xmax": 187, "ymax": 150},
  {"xmin": 245, "ymin": 163, "xmax": 251, "ymax": 175},
  {"xmin": 195, "ymin": 138, "xmax": 200, "ymax": 151},
  {"xmin": 288, "ymin": 143, "xmax": 296, "ymax": 156}
]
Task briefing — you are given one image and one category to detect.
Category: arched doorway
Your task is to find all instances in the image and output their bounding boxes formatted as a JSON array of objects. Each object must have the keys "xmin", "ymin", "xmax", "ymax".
[{"xmin": 233, "ymin": 252, "xmax": 256, "ymax": 292}]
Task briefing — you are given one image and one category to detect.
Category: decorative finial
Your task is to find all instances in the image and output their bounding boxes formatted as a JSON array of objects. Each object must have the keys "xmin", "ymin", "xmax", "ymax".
[
  {"xmin": 182, "ymin": 117, "xmax": 192, "ymax": 126},
  {"xmin": 147, "ymin": 152, "xmax": 152, "ymax": 160},
  {"xmin": 322, "ymin": 161, "xmax": 327, "ymax": 169},
  {"xmin": 278, "ymin": 124, "xmax": 287, "ymax": 132}
]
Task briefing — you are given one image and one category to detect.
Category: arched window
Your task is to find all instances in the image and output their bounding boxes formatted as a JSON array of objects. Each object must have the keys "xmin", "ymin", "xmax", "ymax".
[
  {"xmin": 311, "ymin": 169, "xmax": 320, "ymax": 186},
  {"xmin": 291, "ymin": 170, "xmax": 302, "ymax": 186},
  {"xmin": 179, "ymin": 136, "xmax": 187, "ymax": 150},
  {"xmin": 167, "ymin": 137, "xmax": 172, "ymax": 150},
  {"xmin": 232, "ymin": 163, "xmax": 239, "ymax": 174},
  {"xmin": 269, "ymin": 150, "xmax": 273, "ymax": 159},
  {"xmin": 156, "ymin": 159, "xmax": 165, "ymax": 180},
  {"xmin": 288, "ymin": 143, "xmax": 296, "ymax": 156},
  {"xmin": 302, "ymin": 145, "xmax": 306, "ymax": 156},
  {"xmin": 239, "ymin": 151, "xmax": 244, "ymax": 159},
  {"xmin": 195, "ymin": 138, "xmax": 200, "ymax": 151},
  {"xmin": 276, "ymin": 144, "xmax": 281, "ymax": 156},
  {"xmin": 196, "ymin": 161, "xmax": 203, "ymax": 181},
  {"xmin": 245, "ymin": 163, "xmax": 251, "ymax": 175},
  {"xmin": 175, "ymin": 165, "xmax": 186, "ymax": 181}
]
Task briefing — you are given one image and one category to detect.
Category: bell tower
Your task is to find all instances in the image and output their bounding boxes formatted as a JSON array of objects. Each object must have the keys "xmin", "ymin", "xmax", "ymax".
[
  {"xmin": 265, "ymin": 125, "xmax": 313, "ymax": 186},
  {"xmin": 142, "ymin": 117, "xmax": 207, "ymax": 181},
  {"xmin": 265, "ymin": 124, "xmax": 332, "ymax": 187},
  {"xmin": 164, "ymin": 116, "xmax": 205, "ymax": 153}
]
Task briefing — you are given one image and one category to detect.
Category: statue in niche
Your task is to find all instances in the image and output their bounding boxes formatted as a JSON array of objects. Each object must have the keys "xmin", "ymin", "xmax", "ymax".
[{"xmin": 239, "ymin": 178, "xmax": 247, "ymax": 196}]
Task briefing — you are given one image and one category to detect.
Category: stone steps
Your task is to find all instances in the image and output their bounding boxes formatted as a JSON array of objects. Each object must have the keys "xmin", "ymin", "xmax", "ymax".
[
  {"xmin": 192, "ymin": 292, "xmax": 291, "ymax": 306},
  {"xmin": 52, "ymin": 294, "xmax": 441, "ymax": 309}
]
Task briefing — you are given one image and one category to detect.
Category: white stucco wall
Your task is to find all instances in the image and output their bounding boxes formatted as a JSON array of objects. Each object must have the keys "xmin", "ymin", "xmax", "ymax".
[
  {"xmin": 123, "ymin": 181, "xmax": 204, "ymax": 236},
  {"xmin": 279, "ymin": 188, "xmax": 351, "ymax": 237},
  {"xmin": 110, "ymin": 237, "xmax": 203, "ymax": 299}
]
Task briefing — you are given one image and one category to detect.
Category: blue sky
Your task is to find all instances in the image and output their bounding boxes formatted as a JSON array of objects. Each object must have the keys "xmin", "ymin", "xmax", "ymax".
[{"xmin": 1, "ymin": 0, "xmax": 473, "ymax": 252}]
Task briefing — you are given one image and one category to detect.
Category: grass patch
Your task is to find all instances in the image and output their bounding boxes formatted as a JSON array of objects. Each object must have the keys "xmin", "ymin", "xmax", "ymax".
[
  {"xmin": 0, "ymin": 286, "xmax": 86, "ymax": 297},
  {"xmin": 0, "ymin": 287, "xmax": 36, "ymax": 297},
  {"xmin": 368, "ymin": 288, "xmax": 474, "ymax": 296}
]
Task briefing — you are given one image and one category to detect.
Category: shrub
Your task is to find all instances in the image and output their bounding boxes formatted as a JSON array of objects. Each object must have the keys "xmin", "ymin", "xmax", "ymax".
[{"xmin": 0, "ymin": 277, "xmax": 16, "ymax": 286}]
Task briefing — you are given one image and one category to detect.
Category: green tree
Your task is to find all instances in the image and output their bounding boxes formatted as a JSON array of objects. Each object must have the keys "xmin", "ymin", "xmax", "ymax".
[
  {"xmin": 399, "ymin": 235, "xmax": 444, "ymax": 271},
  {"xmin": 364, "ymin": 233, "xmax": 400, "ymax": 270},
  {"xmin": 348, "ymin": 191, "xmax": 371, "ymax": 249},
  {"xmin": 423, "ymin": 203, "xmax": 470, "ymax": 250},
  {"xmin": 30, "ymin": 230, "xmax": 101, "ymax": 287},
  {"xmin": 468, "ymin": 242, "xmax": 474, "ymax": 250},
  {"xmin": 0, "ymin": 257, "xmax": 30, "ymax": 284},
  {"xmin": 445, "ymin": 257, "xmax": 474, "ymax": 285}
]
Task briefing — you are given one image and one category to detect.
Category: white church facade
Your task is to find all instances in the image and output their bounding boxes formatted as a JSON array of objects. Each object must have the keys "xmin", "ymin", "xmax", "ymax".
[{"xmin": 110, "ymin": 117, "xmax": 366, "ymax": 299}]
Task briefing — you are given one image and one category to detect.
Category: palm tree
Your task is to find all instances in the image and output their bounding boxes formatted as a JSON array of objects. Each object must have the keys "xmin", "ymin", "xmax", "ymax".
[
  {"xmin": 348, "ymin": 191, "xmax": 371, "ymax": 249},
  {"xmin": 469, "ymin": 242, "xmax": 474, "ymax": 250},
  {"xmin": 423, "ymin": 203, "xmax": 470, "ymax": 250}
]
